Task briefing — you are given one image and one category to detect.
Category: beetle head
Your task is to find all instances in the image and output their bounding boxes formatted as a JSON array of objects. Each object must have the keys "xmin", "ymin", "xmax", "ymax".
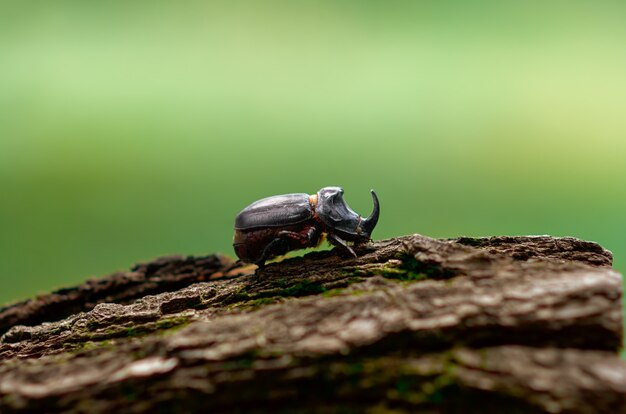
[{"xmin": 316, "ymin": 187, "xmax": 380, "ymax": 241}]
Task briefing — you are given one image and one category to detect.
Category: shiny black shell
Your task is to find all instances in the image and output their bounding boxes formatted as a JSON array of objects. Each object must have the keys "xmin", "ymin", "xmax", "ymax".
[{"xmin": 234, "ymin": 193, "xmax": 313, "ymax": 230}]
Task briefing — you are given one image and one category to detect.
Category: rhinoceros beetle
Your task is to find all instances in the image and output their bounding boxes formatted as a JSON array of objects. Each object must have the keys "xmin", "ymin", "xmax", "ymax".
[{"xmin": 233, "ymin": 187, "xmax": 380, "ymax": 267}]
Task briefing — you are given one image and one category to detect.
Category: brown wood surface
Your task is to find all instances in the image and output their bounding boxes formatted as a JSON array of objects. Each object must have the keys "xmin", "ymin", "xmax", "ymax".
[{"xmin": 0, "ymin": 234, "xmax": 623, "ymax": 413}]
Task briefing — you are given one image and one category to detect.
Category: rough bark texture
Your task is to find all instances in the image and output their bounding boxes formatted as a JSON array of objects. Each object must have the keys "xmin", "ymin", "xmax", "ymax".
[{"xmin": 0, "ymin": 234, "xmax": 623, "ymax": 413}]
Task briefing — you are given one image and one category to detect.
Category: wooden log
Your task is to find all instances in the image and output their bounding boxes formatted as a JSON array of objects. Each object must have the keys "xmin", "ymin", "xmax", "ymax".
[{"xmin": 0, "ymin": 234, "xmax": 622, "ymax": 413}]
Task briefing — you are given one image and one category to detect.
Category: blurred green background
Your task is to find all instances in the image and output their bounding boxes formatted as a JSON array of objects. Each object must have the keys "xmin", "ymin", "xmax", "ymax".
[{"xmin": 1, "ymin": 1, "xmax": 625, "ymax": 305}]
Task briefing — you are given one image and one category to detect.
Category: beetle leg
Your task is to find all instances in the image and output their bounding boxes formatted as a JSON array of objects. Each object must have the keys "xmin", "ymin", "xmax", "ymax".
[
  {"xmin": 256, "ymin": 230, "xmax": 306, "ymax": 266},
  {"xmin": 279, "ymin": 228, "xmax": 320, "ymax": 244},
  {"xmin": 277, "ymin": 230, "xmax": 308, "ymax": 242},
  {"xmin": 327, "ymin": 233, "xmax": 358, "ymax": 258},
  {"xmin": 256, "ymin": 228, "xmax": 322, "ymax": 269},
  {"xmin": 255, "ymin": 237, "xmax": 290, "ymax": 268},
  {"xmin": 305, "ymin": 226, "xmax": 322, "ymax": 245}
]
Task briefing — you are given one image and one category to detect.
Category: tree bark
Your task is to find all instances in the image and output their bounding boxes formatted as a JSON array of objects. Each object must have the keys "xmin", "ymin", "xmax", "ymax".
[{"xmin": 0, "ymin": 234, "xmax": 623, "ymax": 413}]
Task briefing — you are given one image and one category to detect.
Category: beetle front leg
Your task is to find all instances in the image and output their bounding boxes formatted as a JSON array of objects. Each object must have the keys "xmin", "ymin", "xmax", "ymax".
[{"xmin": 327, "ymin": 233, "xmax": 357, "ymax": 258}]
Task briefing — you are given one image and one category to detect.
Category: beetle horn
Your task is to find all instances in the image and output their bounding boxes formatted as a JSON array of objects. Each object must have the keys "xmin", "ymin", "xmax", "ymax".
[{"xmin": 361, "ymin": 190, "xmax": 379, "ymax": 236}]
